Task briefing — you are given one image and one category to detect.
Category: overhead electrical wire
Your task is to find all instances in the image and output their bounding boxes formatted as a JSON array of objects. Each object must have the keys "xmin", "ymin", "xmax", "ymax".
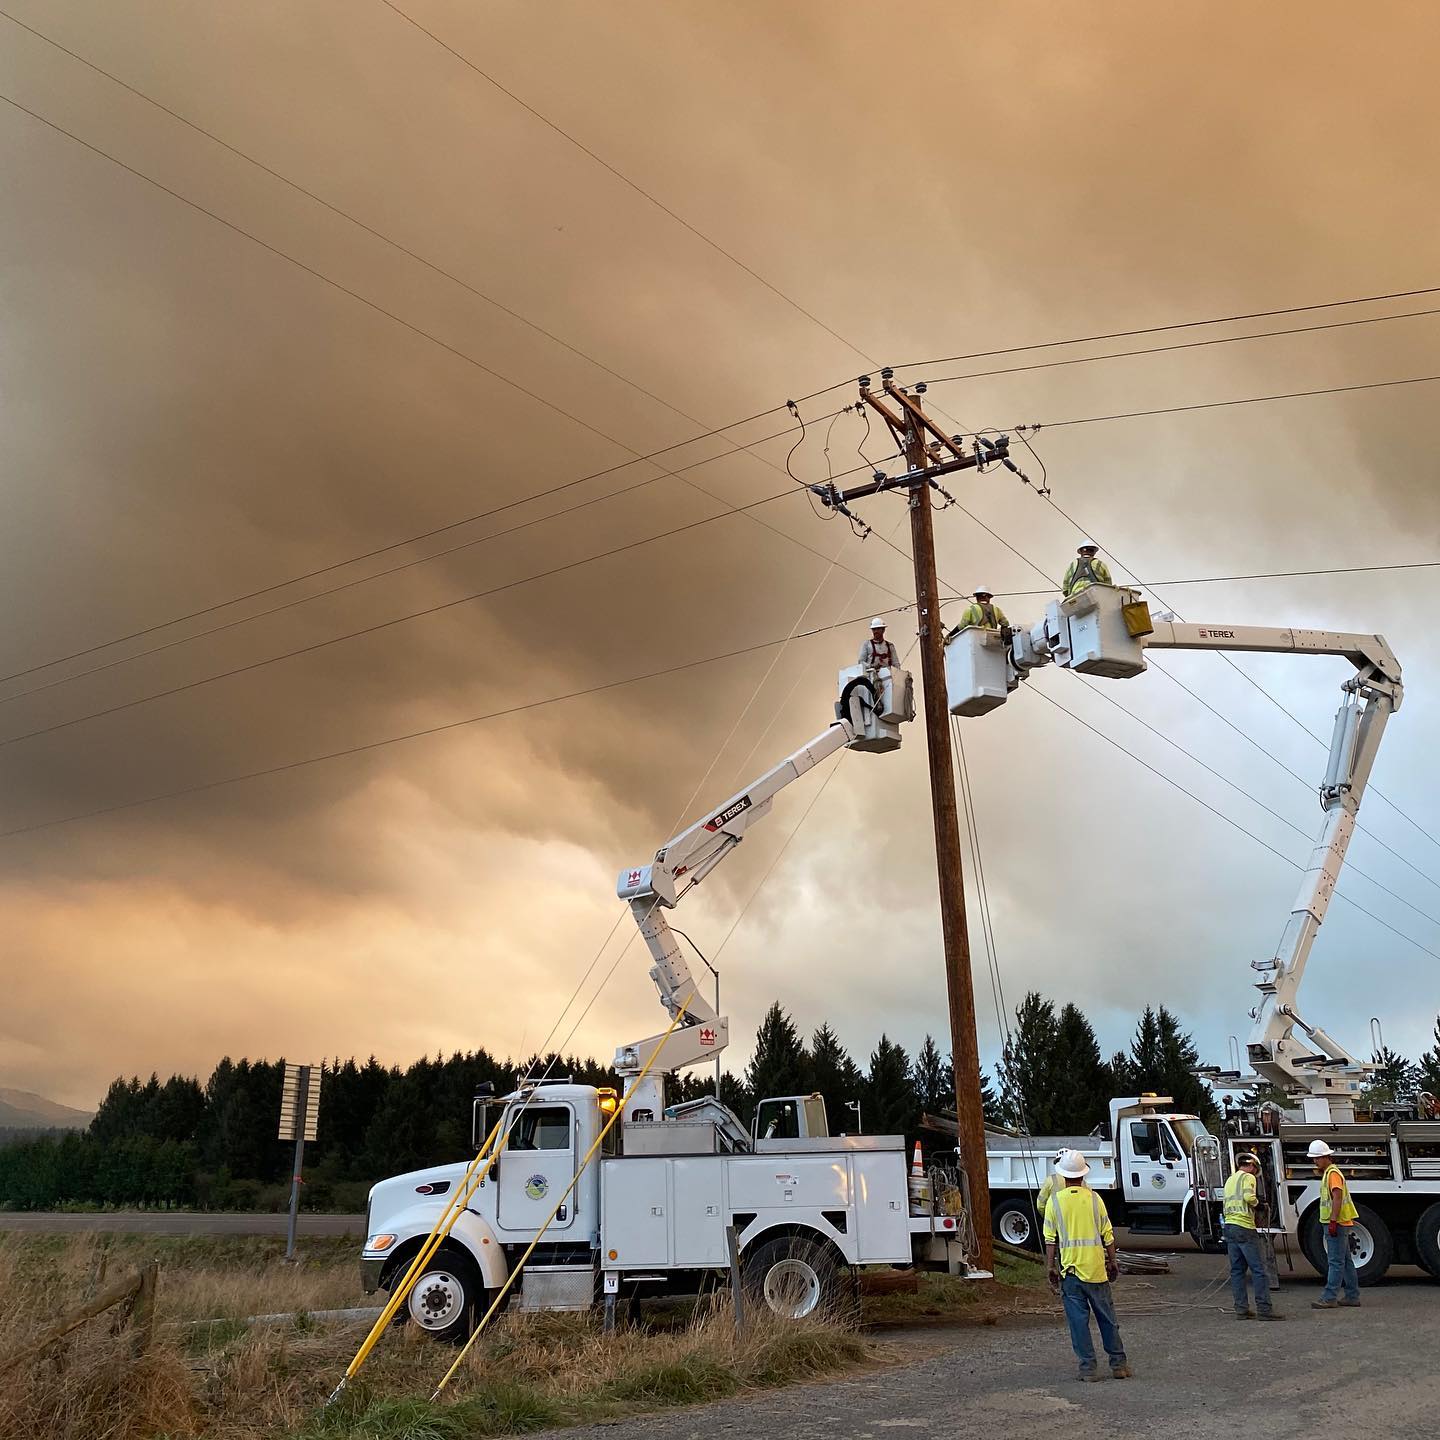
[
  {"xmin": 922, "ymin": 306, "xmax": 1440, "ymax": 389},
  {"xmin": 0, "ymin": 452, "xmax": 906, "ymax": 750},
  {"xmin": 1024, "ymin": 683, "xmax": 1440, "ymax": 964},
  {"xmin": 980, "ymin": 558, "xmax": 1440, "ymax": 599},
  {"xmin": 0, "ymin": 604, "xmax": 912, "ymax": 841},
  {"xmin": 0, "ymin": 411, "xmax": 880, "ymax": 709}
]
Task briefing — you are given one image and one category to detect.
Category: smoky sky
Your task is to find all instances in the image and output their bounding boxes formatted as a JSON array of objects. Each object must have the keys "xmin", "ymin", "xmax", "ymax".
[{"xmin": 2, "ymin": 1, "xmax": 1438, "ymax": 1107}]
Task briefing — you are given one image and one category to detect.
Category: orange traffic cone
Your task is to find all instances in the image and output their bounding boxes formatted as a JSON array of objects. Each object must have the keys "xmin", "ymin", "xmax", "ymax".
[{"xmin": 911, "ymin": 1141, "xmax": 925, "ymax": 1177}]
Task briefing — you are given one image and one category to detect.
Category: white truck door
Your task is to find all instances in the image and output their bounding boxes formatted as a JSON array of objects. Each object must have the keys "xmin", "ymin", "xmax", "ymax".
[
  {"xmin": 498, "ymin": 1101, "xmax": 577, "ymax": 1233},
  {"xmin": 1122, "ymin": 1118, "xmax": 1189, "ymax": 1211}
]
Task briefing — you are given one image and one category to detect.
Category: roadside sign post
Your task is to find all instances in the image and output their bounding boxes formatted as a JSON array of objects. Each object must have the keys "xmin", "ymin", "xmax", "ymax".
[{"xmin": 279, "ymin": 1062, "xmax": 321, "ymax": 1262}]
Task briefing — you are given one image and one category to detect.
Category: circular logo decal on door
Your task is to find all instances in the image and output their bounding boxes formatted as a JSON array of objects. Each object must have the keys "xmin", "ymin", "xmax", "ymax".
[
  {"xmin": 1150, "ymin": 1173, "xmax": 1166, "ymax": 1189},
  {"xmin": 524, "ymin": 1174, "xmax": 550, "ymax": 1200}
]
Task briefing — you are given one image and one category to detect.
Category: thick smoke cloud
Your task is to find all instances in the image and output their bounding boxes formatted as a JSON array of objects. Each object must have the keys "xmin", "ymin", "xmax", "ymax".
[{"xmin": 2, "ymin": 1, "xmax": 1437, "ymax": 1106}]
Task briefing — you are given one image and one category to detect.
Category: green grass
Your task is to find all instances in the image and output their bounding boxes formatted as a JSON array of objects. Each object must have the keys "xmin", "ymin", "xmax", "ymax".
[{"xmin": 299, "ymin": 1385, "xmax": 563, "ymax": 1440}]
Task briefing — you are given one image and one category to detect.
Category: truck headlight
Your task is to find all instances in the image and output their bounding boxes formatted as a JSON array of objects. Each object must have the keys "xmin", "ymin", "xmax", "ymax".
[{"xmin": 367, "ymin": 1234, "xmax": 396, "ymax": 1252}]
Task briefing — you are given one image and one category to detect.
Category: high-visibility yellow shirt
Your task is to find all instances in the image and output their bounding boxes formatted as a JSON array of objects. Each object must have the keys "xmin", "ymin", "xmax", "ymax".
[
  {"xmin": 955, "ymin": 601, "xmax": 1009, "ymax": 631},
  {"xmin": 1043, "ymin": 1183, "xmax": 1114, "ymax": 1284},
  {"xmin": 1062, "ymin": 556, "xmax": 1113, "ymax": 597},
  {"xmin": 1036, "ymin": 1173, "xmax": 1061, "ymax": 1216},
  {"xmin": 1318, "ymin": 1164, "xmax": 1358, "ymax": 1225},
  {"xmin": 1222, "ymin": 1170, "xmax": 1257, "ymax": 1229}
]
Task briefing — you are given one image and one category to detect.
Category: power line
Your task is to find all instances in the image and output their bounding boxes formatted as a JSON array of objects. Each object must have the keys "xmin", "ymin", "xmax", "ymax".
[
  {"xmin": 1026, "ymin": 683, "xmax": 1440, "ymax": 964},
  {"xmin": 976, "ymin": 559, "xmax": 1440, "ymax": 599},
  {"xmin": 0, "ymin": 606, "xmax": 899, "ymax": 841},
  {"xmin": 0, "ymin": 416, "xmax": 890, "ymax": 709},
  {"xmin": 1035, "ymin": 492, "xmax": 1440, "ymax": 861},
  {"xmin": 1029, "ymin": 373, "xmax": 1440, "ymax": 430},
  {"xmin": 0, "ymin": 89, "xmax": 867, "ymax": 690},
  {"xmin": 0, "ymin": 456, "xmax": 906, "ymax": 751},
  {"xmin": 927, "ymin": 306, "xmax": 1440, "ymax": 389},
  {"xmin": 378, "ymin": 0, "xmax": 878, "ymax": 369},
  {"xmin": 892, "ymin": 285, "xmax": 1440, "ymax": 374}
]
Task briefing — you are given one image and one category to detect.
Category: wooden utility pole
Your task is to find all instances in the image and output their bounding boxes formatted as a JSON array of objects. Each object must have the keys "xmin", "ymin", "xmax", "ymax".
[{"xmin": 813, "ymin": 370, "xmax": 999, "ymax": 1270}]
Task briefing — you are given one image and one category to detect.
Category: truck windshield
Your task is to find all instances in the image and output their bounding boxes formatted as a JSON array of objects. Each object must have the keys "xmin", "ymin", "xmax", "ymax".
[{"xmin": 1168, "ymin": 1117, "xmax": 1210, "ymax": 1155}]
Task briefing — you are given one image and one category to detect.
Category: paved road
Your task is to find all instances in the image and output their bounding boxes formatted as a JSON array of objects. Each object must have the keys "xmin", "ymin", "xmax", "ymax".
[
  {"xmin": 557, "ymin": 1251, "xmax": 1439, "ymax": 1440},
  {"xmin": 0, "ymin": 1211, "xmax": 366, "ymax": 1236}
]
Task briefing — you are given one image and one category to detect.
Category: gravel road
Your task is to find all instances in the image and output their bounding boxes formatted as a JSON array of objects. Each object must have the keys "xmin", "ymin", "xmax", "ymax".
[{"xmin": 553, "ymin": 1250, "xmax": 1439, "ymax": 1440}]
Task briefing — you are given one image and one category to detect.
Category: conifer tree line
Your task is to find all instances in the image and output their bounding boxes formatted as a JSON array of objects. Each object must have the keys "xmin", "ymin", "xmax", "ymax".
[{"xmin": 3, "ymin": 1001, "xmax": 1436, "ymax": 1212}]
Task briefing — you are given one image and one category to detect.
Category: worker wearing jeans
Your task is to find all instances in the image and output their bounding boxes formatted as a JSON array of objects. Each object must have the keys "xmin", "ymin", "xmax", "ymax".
[
  {"xmin": 1043, "ymin": 1149, "xmax": 1131, "ymax": 1381},
  {"xmin": 1309, "ymin": 1140, "xmax": 1362, "ymax": 1308},
  {"xmin": 1221, "ymin": 1153, "xmax": 1281, "ymax": 1319}
]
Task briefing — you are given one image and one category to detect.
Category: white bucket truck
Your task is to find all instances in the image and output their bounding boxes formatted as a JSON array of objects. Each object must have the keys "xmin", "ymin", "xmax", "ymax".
[
  {"xmin": 948, "ymin": 581, "xmax": 1440, "ymax": 1284},
  {"xmin": 361, "ymin": 662, "xmax": 974, "ymax": 1337}
]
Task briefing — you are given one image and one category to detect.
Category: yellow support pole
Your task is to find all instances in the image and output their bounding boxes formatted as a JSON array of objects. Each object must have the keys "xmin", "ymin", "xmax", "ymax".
[
  {"xmin": 326, "ymin": 1093, "xmax": 537, "ymax": 1406},
  {"xmin": 430, "ymin": 1000, "xmax": 690, "ymax": 1400}
]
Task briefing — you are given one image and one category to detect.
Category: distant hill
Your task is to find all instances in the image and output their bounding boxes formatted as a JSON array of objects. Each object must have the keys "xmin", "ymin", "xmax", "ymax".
[{"xmin": 0, "ymin": 1088, "xmax": 92, "ymax": 1131}]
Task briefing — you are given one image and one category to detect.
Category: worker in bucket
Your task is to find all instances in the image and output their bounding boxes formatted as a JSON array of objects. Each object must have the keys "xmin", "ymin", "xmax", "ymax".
[
  {"xmin": 1222, "ymin": 1153, "xmax": 1283, "ymax": 1320},
  {"xmin": 1062, "ymin": 542, "xmax": 1113, "ymax": 598},
  {"xmin": 858, "ymin": 617, "xmax": 900, "ymax": 670},
  {"xmin": 1308, "ymin": 1140, "xmax": 1362, "ymax": 1309},
  {"xmin": 950, "ymin": 586, "xmax": 1009, "ymax": 634},
  {"xmin": 1043, "ymin": 1149, "xmax": 1132, "ymax": 1381}
]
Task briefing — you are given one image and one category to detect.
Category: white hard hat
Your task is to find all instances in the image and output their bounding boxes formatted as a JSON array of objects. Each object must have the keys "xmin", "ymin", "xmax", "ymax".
[
  {"xmin": 1077, "ymin": 540, "xmax": 1100, "ymax": 552},
  {"xmin": 869, "ymin": 617, "xmax": 886, "ymax": 629},
  {"xmin": 1306, "ymin": 1140, "xmax": 1334, "ymax": 1159},
  {"xmin": 1237, "ymin": 1151, "xmax": 1261, "ymax": 1168},
  {"xmin": 973, "ymin": 586, "xmax": 994, "ymax": 597},
  {"xmin": 1055, "ymin": 1148, "xmax": 1090, "ymax": 1178}
]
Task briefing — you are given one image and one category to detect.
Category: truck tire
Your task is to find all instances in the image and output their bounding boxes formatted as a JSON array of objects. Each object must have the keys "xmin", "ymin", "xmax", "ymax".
[
  {"xmin": 1414, "ymin": 1202, "xmax": 1440, "ymax": 1280},
  {"xmin": 992, "ymin": 1196, "xmax": 1042, "ymax": 1252},
  {"xmin": 396, "ymin": 1244, "xmax": 481, "ymax": 1344},
  {"xmin": 1299, "ymin": 1206, "xmax": 1393, "ymax": 1286},
  {"xmin": 742, "ymin": 1235, "xmax": 843, "ymax": 1320}
]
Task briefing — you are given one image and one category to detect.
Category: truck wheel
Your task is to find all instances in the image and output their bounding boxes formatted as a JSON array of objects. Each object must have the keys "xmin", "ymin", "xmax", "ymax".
[
  {"xmin": 1413, "ymin": 1202, "xmax": 1440, "ymax": 1279},
  {"xmin": 1299, "ymin": 1207, "xmax": 1393, "ymax": 1285},
  {"xmin": 992, "ymin": 1197, "xmax": 1041, "ymax": 1252},
  {"xmin": 743, "ymin": 1236, "xmax": 842, "ymax": 1320},
  {"xmin": 398, "ymin": 1244, "xmax": 481, "ymax": 1344}
]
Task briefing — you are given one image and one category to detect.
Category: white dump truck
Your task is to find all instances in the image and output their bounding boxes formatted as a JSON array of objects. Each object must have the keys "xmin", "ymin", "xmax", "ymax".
[
  {"xmin": 361, "ymin": 664, "xmax": 973, "ymax": 1337},
  {"xmin": 985, "ymin": 1095, "xmax": 1215, "ymax": 1252}
]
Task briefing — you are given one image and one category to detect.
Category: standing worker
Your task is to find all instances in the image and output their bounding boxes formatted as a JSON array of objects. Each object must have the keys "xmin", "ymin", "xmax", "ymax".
[
  {"xmin": 1222, "ymin": 1153, "xmax": 1283, "ymax": 1320},
  {"xmin": 1043, "ymin": 1149, "xmax": 1132, "ymax": 1382},
  {"xmin": 1308, "ymin": 1140, "xmax": 1362, "ymax": 1309},
  {"xmin": 950, "ymin": 587, "xmax": 1009, "ymax": 633},
  {"xmin": 858, "ymin": 618, "xmax": 900, "ymax": 671},
  {"xmin": 1062, "ymin": 542, "xmax": 1113, "ymax": 598}
]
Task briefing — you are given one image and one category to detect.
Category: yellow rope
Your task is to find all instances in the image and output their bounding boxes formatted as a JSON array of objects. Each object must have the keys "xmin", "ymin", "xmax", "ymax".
[{"xmin": 430, "ymin": 999, "xmax": 691, "ymax": 1399}]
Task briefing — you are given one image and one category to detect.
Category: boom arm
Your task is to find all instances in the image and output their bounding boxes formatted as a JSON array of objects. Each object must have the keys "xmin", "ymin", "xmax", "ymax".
[
  {"xmin": 949, "ymin": 585, "xmax": 1403, "ymax": 1101},
  {"xmin": 1143, "ymin": 620, "xmax": 1402, "ymax": 1097},
  {"xmin": 612, "ymin": 664, "xmax": 913, "ymax": 1096}
]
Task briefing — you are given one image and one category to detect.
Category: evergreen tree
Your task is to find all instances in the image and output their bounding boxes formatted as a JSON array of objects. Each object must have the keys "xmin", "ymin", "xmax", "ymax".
[
  {"xmin": 808, "ymin": 1024, "xmax": 863, "ymax": 1134},
  {"xmin": 743, "ymin": 1002, "xmax": 809, "ymax": 1121},
  {"xmin": 1051, "ymin": 1003, "xmax": 1110, "ymax": 1133},
  {"xmin": 998, "ymin": 992, "xmax": 1063, "ymax": 1133},
  {"xmin": 1420, "ymin": 1015, "xmax": 1440, "ymax": 1096},
  {"xmin": 1154, "ymin": 1006, "xmax": 1218, "ymax": 1122},
  {"xmin": 979, "ymin": 1069, "xmax": 1004, "ymax": 1127},
  {"xmin": 1128, "ymin": 1006, "xmax": 1165, "ymax": 1088},
  {"xmin": 1366, "ymin": 1046, "xmax": 1418, "ymax": 1104},
  {"xmin": 864, "ymin": 1035, "xmax": 918, "ymax": 1138},
  {"xmin": 913, "ymin": 1035, "xmax": 949, "ymax": 1115}
]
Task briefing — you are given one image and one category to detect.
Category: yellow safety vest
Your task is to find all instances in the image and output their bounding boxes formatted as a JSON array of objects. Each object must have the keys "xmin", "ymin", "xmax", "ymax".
[
  {"xmin": 1036, "ymin": 1173, "xmax": 1060, "ymax": 1215},
  {"xmin": 1221, "ymin": 1170, "xmax": 1257, "ymax": 1229},
  {"xmin": 1062, "ymin": 556, "xmax": 1112, "ymax": 597},
  {"xmin": 1318, "ymin": 1164, "xmax": 1358, "ymax": 1225},
  {"xmin": 1043, "ymin": 1183, "xmax": 1113, "ymax": 1284}
]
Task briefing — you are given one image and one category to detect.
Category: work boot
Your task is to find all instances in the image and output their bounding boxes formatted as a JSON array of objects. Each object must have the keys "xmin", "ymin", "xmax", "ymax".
[
  {"xmin": 1077, "ymin": 1371, "xmax": 1101, "ymax": 1383},
  {"xmin": 1111, "ymin": 1364, "xmax": 1134, "ymax": 1379},
  {"xmin": 1338, "ymin": 1297, "xmax": 1362, "ymax": 1307},
  {"xmin": 1234, "ymin": 1310, "xmax": 1253, "ymax": 1320},
  {"xmin": 1312, "ymin": 1299, "xmax": 1338, "ymax": 1309},
  {"xmin": 1256, "ymin": 1311, "xmax": 1285, "ymax": 1321}
]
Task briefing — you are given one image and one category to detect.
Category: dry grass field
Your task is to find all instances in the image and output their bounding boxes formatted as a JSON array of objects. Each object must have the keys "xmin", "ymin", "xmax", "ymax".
[{"xmin": 0, "ymin": 1233, "xmax": 884, "ymax": 1440}]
